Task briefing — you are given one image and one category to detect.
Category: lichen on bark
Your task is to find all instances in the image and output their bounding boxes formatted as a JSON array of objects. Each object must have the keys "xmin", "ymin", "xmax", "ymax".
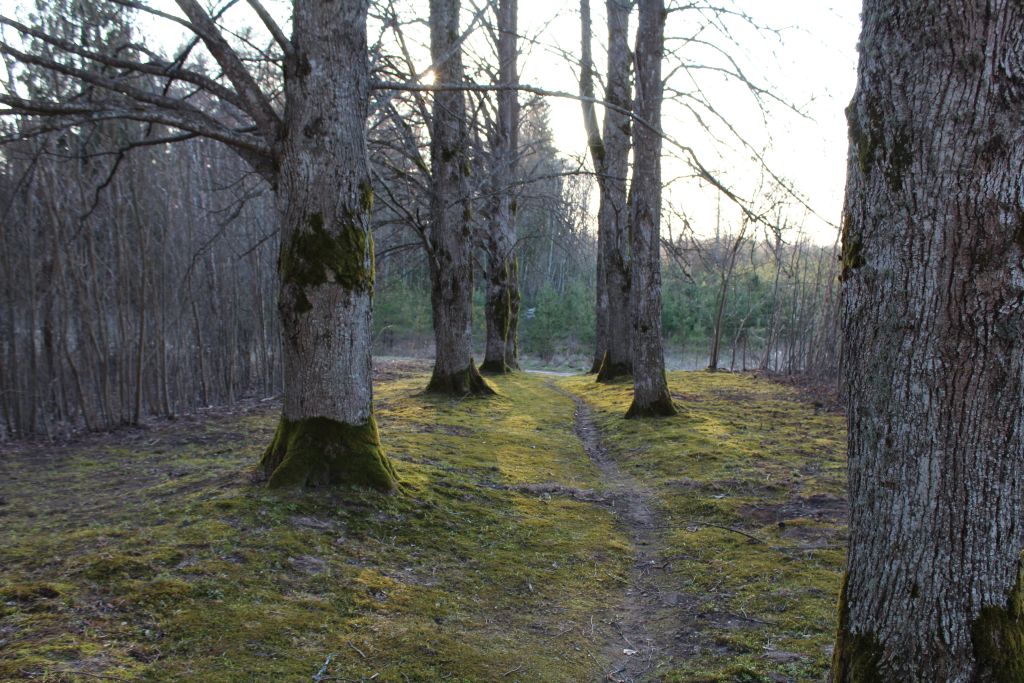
[{"xmin": 260, "ymin": 414, "xmax": 398, "ymax": 491}]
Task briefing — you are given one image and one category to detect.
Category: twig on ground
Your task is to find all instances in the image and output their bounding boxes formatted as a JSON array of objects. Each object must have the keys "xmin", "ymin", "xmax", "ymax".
[
  {"xmin": 312, "ymin": 653, "xmax": 335, "ymax": 682},
  {"xmin": 347, "ymin": 642, "xmax": 367, "ymax": 659}
]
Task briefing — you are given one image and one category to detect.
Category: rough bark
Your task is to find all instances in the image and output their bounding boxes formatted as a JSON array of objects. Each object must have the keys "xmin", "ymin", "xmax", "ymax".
[
  {"xmin": 426, "ymin": 0, "xmax": 494, "ymax": 395},
  {"xmin": 833, "ymin": 1, "xmax": 1024, "ymax": 679},
  {"xmin": 261, "ymin": 0, "xmax": 397, "ymax": 491},
  {"xmin": 480, "ymin": 0, "xmax": 521, "ymax": 375},
  {"xmin": 581, "ymin": 0, "xmax": 632, "ymax": 381},
  {"xmin": 625, "ymin": 0, "xmax": 675, "ymax": 419}
]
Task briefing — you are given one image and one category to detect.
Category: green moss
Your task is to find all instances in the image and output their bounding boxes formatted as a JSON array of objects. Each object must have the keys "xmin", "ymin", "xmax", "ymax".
[
  {"xmin": 562, "ymin": 371, "xmax": 847, "ymax": 682},
  {"xmin": 971, "ymin": 561, "xmax": 1024, "ymax": 682},
  {"xmin": 479, "ymin": 358, "xmax": 512, "ymax": 374},
  {"xmin": 1, "ymin": 366, "xmax": 845, "ymax": 682},
  {"xmin": 625, "ymin": 385, "xmax": 678, "ymax": 418},
  {"xmin": 359, "ymin": 180, "xmax": 374, "ymax": 212},
  {"xmin": 261, "ymin": 414, "xmax": 398, "ymax": 491},
  {"xmin": 849, "ymin": 95, "xmax": 912, "ymax": 193},
  {"xmin": 831, "ymin": 572, "xmax": 884, "ymax": 682},
  {"xmin": 840, "ymin": 211, "xmax": 865, "ymax": 281},
  {"xmin": 279, "ymin": 211, "xmax": 373, "ymax": 296},
  {"xmin": 595, "ymin": 351, "xmax": 632, "ymax": 383},
  {"xmin": 82, "ymin": 553, "xmax": 155, "ymax": 581},
  {"xmin": 425, "ymin": 361, "xmax": 496, "ymax": 396}
]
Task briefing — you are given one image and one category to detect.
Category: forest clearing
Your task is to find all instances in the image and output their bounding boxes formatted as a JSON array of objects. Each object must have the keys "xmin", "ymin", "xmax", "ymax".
[{"xmin": 1, "ymin": 361, "xmax": 845, "ymax": 682}]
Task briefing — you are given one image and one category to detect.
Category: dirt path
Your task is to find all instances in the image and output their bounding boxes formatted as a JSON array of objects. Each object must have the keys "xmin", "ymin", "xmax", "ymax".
[{"xmin": 550, "ymin": 381, "xmax": 684, "ymax": 682}]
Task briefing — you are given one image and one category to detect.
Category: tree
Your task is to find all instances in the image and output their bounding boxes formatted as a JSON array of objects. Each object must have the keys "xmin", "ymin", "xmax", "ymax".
[
  {"xmin": 479, "ymin": 0, "xmax": 521, "ymax": 374},
  {"xmin": 625, "ymin": 0, "xmax": 675, "ymax": 418},
  {"xmin": 832, "ymin": 0, "xmax": 1024, "ymax": 678},
  {"xmin": 424, "ymin": 0, "xmax": 494, "ymax": 394},
  {"xmin": 579, "ymin": 0, "xmax": 632, "ymax": 381},
  {"xmin": 1, "ymin": 0, "xmax": 398, "ymax": 490}
]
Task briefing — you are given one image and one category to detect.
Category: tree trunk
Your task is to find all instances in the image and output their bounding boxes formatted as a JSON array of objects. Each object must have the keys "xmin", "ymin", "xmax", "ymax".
[
  {"xmin": 580, "ymin": 0, "xmax": 607, "ymax": 374},
  {"xmin": 480, "ymin": 0, "xmax": 521, "ymax": 375},
  {"xmin": 426, "ymin": 0, "xmax": 494, "ymax": 395},
  {"xmin": 833, "ymin": 1, "xmax": 1024, "ymax": 679},
  {"xmin": 260, "ymin": 0, "xmax": 397, "ymax": 491},
  {"xmin": 581, "ymin": 0, "xmax": 632, "ymax": 381},
  {"xmin": 625, "ymin": 0, "xmax": 675, "ymax": 419}
]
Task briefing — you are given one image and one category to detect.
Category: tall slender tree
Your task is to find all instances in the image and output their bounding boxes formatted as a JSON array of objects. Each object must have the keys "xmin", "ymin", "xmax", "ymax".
[
  {"xmin": 479, "ymin": 0, "xmax": 521, "ymax": 374},
  {"xmin": 425, "ymin": 0, "xmax": 494, "ymax": 394},
  {"xmin": 833, "ymin": 0, "xmax": 1024, "ymax": 678},
  {"xmin": 625, "ymin": 0, "xmax": 675, "ymax": 418},
  {"xmin": 580, "ymin": 0, "xmax": 632, "ymax": 381}
]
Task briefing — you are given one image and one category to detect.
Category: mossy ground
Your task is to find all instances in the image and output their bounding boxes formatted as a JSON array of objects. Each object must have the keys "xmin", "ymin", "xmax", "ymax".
[
  {"xmin": 1, "ymin": 364, "xmax": 629, "ymax": 682},
  {"xmin": 560, "ymin": 370, "xmax": 846, "ymax": 682},
  {"xmin": 1, "ymin": 365, "xmax": 846, "ymax": 682}
]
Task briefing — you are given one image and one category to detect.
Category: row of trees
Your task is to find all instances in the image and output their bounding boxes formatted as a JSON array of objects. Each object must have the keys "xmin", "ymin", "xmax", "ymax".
[{"xmin": 0, "ymin": 0, "xmax": 724, "ymax": 446}]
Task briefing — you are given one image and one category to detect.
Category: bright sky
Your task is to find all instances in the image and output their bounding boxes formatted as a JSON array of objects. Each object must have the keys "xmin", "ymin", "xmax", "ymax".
[
  {"xmin": 510, "ymin": 0, "xmax": 861, "ymax": 244},
  {"xmin": 3, "ymin": 0, "xmax": 862, "ymax": 243}
]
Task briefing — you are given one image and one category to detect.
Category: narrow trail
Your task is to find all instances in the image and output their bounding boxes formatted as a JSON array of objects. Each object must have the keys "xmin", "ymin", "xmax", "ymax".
[{"xmin": 548, "ymin": 381, "xmax": 683, "ymax": 682}]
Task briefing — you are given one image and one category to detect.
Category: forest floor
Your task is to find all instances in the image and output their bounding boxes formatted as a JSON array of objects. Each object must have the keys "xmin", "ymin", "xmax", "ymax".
[{"xmin": 1, "ymin": 361, "xmax": 847, "ymax": 682}]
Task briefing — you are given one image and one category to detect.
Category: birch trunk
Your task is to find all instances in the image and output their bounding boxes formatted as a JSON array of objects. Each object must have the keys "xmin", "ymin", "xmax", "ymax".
[
  {"xmin": 833, "ymin": 1, "xmax": 1024, "ymax": 679},
  {"xmin": 480, "ymin": 0, "xmax": 521, "ymax": 375},
  {"xmin": 426, "ymin": 0, "xmax": 494, "ymax": 395},
  {"xmin": 626, "ymin": 0, "xmax": 675, "ymax": 418},
  {"xmin": 260, "ymin": 0, "xmax": 397, "ymax": 491}
]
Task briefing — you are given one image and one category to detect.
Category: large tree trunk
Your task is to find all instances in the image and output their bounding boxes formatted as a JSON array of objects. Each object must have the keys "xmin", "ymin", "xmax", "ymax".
[
  {"xmin": 832, "ymin": 1, "xmax": 1024, "ymax": 679},
  {"xmin": 260, "ymin": 0, "xmax": 397, "ymax": 491},
  {"xmin": 580, "ymin": 0, "xmax": 632, "ymax": 381},
  {"xmin": 625, "ymin": 0, "xmax": 675, "ymax": 419},
  {"xmin": 426, "ymin": 0, "xmax": 494, "ymax": 395},
  {"xmin": 480, "ymin": 0, "xmax": 521, "ymax": 375}
]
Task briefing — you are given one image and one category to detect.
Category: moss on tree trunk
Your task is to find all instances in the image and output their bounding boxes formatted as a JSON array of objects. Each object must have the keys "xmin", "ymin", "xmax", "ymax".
[
  {"xmin": 625, "ymin": 386, "xmax": 677, "ymax": 418},
  {"xmin": 595, "ymin": 351, "xmax": 632, "ymax": 383},
  {"xmin": 260, "ymin": 414, "xmax": 397, "ymax": 491},
  {"xmin": 971, "ymin": 563, "xmax": 1024, "ymax": 682},
  {"xmin": 425, "ymin": 362, "xmax": 495, "ymax": 396},
  {"xmin": 479, "ymin": 357, "xmax": 513, "ymax": 374},
  {"xmin": 830, "ymin": 573, "xmax": 884, "ymax": 682}
]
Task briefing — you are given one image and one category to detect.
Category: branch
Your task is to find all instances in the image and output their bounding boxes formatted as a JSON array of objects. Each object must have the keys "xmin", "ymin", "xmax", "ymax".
[
  {"xmin": 245, "ymin": 0, "xmax": 294, "ymax": 59},
  {"xmin": 172, "ymin": 0, "xmax": 281, "ymax": 140}
]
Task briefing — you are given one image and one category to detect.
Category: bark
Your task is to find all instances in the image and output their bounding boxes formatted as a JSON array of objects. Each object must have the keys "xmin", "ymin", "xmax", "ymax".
[
  {"xmin": 833, "ymin": 1, "xmax": 1024, "ymax": 679},
  {"xmin": 426, "ymin": 0, "xmax": 494, "ymax": 395},
  {"xmin": 581, "ymin": 0, "xmax": 632, "ymax": 381},
  {"xmin": 625, "ymin": 0, "xmax": 675, "ymax": 419},
  {"xmin": 480, "ymin": 0, "xmax": 521, "ymax": 375},
  {"xmin": 261, "ymin": 0, "xmax": 397, "ymax": 491}
]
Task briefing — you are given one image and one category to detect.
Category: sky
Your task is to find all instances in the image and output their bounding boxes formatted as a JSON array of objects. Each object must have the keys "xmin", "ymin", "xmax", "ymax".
[
  {"xmin": 509, "ymin": 0, "xmax": 862, "ymax": 244},
  {"xmin": 2, "ymin": 0, "xmax": 863, "ymax": 243}
]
